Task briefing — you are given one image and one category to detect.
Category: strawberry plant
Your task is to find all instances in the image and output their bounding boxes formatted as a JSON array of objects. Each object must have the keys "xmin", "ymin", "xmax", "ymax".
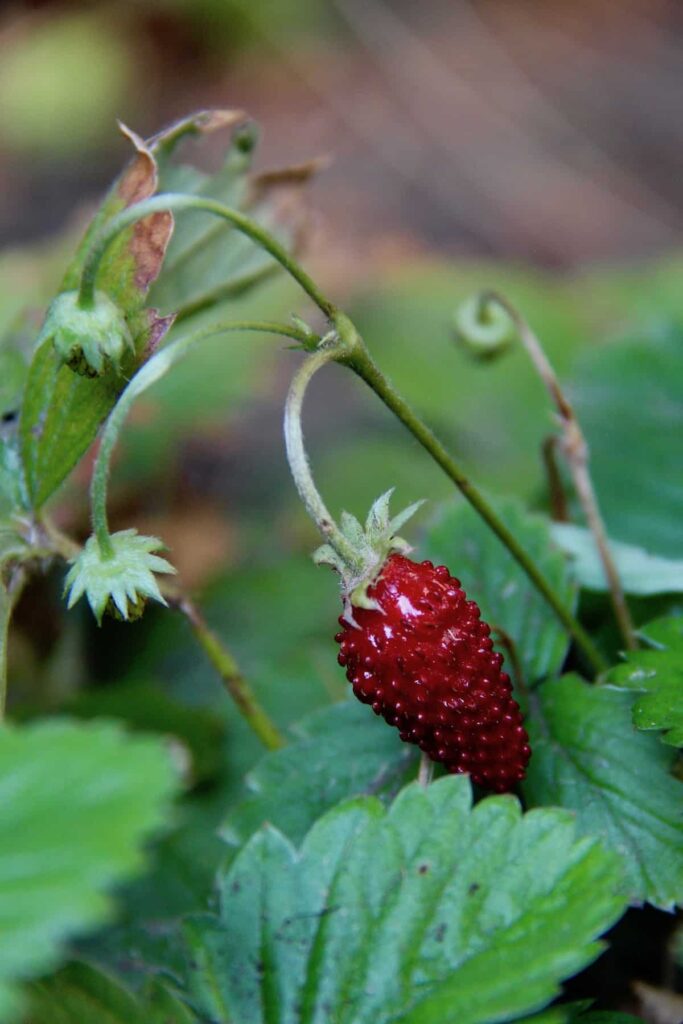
[{"xmin": 1, "ymin": 109, "xmax": 682, "ymax": 1024}]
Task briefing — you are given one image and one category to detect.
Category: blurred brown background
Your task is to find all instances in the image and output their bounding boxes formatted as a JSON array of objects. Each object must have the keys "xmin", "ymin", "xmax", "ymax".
[{"xmin": 1, "ymin": 0, "xmax": 681, "ymax": 273}]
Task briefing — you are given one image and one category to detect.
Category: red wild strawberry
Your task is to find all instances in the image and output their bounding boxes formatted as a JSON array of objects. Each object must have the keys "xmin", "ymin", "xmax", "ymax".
[{"xmin": 335, "ymin": 553, "xmax": 531, "ymax": 792}]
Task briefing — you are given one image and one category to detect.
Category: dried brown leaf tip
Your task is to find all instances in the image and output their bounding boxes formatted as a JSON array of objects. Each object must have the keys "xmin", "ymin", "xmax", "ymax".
[{"xmin": 116, "ymin": 122, "xmax": 174, "ymax": 296}]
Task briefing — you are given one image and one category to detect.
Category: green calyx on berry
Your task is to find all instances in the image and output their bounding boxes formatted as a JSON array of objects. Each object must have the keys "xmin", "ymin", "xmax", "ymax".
[
  {"xmin": 39, "ymin": 289, "xmax": 134, "ymax": 377},
  {"xmin": 453, "ymin": 293, "xmax": 516, "ymax": 359},
  {"xmin": 313, "ymin": 489, "xmax": 424, "ymax": 621},
  {"xmin": 64, "ymin": 529, "xmax": 176, "ymax": 625}
]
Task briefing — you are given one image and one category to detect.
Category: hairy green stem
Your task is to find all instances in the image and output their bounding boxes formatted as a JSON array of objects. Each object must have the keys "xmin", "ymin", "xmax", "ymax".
[
  {"xmin": 480, "ymin": 290, "xmax": 637, "ymax": 652},
  {"xmin": 91, "ymin": 320, "xmax": 313, "ymax": 559},
  {"xmin": 284, "ymin": 341, "xmax": 361, "ymax": 567},
  {"xmin": 173, "ymin": 593, "xmax": 285, "ymax": 751},
  {"xmin": 78, "ymin": 192, "xmax": 335, "ymax": 319},
  {"xmin": 344, "ymin": 341, "xmax": 608, "ymax": 674}
]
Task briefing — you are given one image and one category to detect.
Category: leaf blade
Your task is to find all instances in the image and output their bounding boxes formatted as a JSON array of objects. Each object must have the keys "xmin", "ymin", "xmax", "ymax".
[
  {"xmin": 604, "ymin": 616, "xmax": 683, "ymax": 746},
  {"xmin": 0, "ymin": 719, "xmax": 179, "ymax": 1020},
  {"xmin": 187, "ymin": 776, "xmax": 626, "ymax": 1024},
  {"xmin": 524, "ymin": 674, "xmax": 683, "ymax": 908}
]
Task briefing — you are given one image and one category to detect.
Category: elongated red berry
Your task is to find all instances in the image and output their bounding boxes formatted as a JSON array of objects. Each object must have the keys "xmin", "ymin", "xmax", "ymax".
[{"xmin": 335, "ymin": 554, "xmax": 530, "ymax": 792}]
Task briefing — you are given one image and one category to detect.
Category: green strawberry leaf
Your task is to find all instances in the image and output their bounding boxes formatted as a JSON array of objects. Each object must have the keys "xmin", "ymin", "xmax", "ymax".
[
  {"xmin": 19, "ymin": 121, "xmax": 178, "ymax": 510},
  {"xmin": 604, "ymin": 616, "xmax": 683, "ymax": 746},
  {"xmin": 572, "ymin": 323, "xmax": 683, "ymax": 558},
  {"xmin": 551, "ymin": 523, "xmax": 683, "ymax": 596},
  {"xmin": 524, "ymin": 674, "xmax": 683, "ymax": 909},
  {"xmin": 422, "ymin": 496, "xmax": 576, "ymax": 686},
  {"xmin": 0, "ymin": 718, "xmax": 179, "ymax": 1022},
  {"xmin": 186, "ymin": 776, "xmax": 625, "ymax": 1024},
  {"xmin": 221, "ymin": 700, "xmax": 417, "ymax": 848},
  {"xmin": 25, "ymin": 961, "xmax": 196, "ymax": 1024}
]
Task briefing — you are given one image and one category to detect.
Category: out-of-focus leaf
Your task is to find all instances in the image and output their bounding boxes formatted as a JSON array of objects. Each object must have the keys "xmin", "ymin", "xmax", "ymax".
[
  {"xmin": 0, "ymin": 12, "xmax": 131, "ymax": 157},
  {"xmin": 25, "ymin": 961, "xmax": 196, "ymax": 1024},
  {"xmin": 605, "ymin": 616, "xmax": 683, "ymax": 746},
  {"xmin": 222, "ymin": 700, "xmax": 416, "ymax": 847},
  {"xmin": 422, "ymin": 497, "xmax": 575, "ymax": 685},
  {"xmin": 127, "ymin": 556, "xmax": 341, "ymax": 724},
  {"xmin": 0, "ymin": 718, "xmax": 178, "ymax": 1022},
  {"xmin": 149, "ymin": 116, "xmax": 320, "ymax": 321},
  {"xmin": 185, "ymin": 776, "xmax": 626, "ymax": 1024},
  {"xmin": 65, "ymin": 680, "xmax": 226, "ymax": 785},
  {"xmin": 0, "ymin": 441, "xmax": 26, "ymax": 519},
  {"xmin": 524, "ymin": 674, "xmax": 683, "ymax": 908},
  {"xmin": 552, "ymin": 523, "xmax": 683, "ymax": 595},
  {"xmin": 572, "ymin": 323, "xmax": 683, "ymax": 557}
]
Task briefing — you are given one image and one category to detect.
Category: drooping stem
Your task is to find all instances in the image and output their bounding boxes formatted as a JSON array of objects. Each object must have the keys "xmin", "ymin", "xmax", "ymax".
[
  {"xmin": 78, "ymin": 192, "xmax": 336, "ymax": 319},
  {"xmin": 480, "ymin": 290, "xmax": 637, "ymax": 652},
  {"xmin": 91, "ymin": 320, "xmax": 315, "ymax": 559},
  {"xmin": 344, "ymin": 340, "xmax": 608, "ymax": 674},
  {"xmin": 169, "ymin": 591, "xmax": 285, "ymax": 751},
  {"xmin": 284, "ymin": 340, "xmax": 361, "ymax": 567}
]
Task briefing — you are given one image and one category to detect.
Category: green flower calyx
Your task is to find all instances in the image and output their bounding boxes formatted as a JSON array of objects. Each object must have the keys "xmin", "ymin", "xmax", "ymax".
[
  {"xmin": 314, "ymin": 489, "xmax": 424, "ymax": 623},
  {"xmin": 64, "ymin": 529, "xmax": 176, "ymax": 624},
  {"xmin": 40, "ymin": 289, "xmax": 134, "ymax": 377}
]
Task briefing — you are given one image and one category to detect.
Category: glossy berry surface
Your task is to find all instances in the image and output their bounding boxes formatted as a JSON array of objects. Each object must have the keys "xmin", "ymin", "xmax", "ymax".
[{"xmin": 335, "ymin": 554, "xmax": 530, "ymax": 792}]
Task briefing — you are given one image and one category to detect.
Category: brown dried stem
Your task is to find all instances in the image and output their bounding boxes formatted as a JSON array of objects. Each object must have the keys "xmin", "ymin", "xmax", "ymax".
[{"xmin": 480, "ymin": 291, "xmax": 637, "ymax": 652}]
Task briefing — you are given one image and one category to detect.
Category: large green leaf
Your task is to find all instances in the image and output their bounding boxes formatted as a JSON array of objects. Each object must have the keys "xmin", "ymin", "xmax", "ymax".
[
  {"xmin": 0, "ymin": 718, "xmax": 178, "ymax": 1021},
  {"xmin": 524, "ymin": 674, "xmax": 683, "ymax": 908},
  {"xmin": 25, "ymin": 961, "xmax": 195, "ymax": 1024},
  {"xmin": 185, "ymin": 776, "xmax": 625, "ymax": 1024},
  {"xmin": 65, "ymin": 679, "xmax": 226, "ymax": 786},
  {"xmin": 572, "ymin": 324, "xmax": 683, "ymax": 558},
  {"xmin": 604, "ymin": 616, "xmax": 683, "ymax": 746},
  {"xmin": 551, "ymin": 524, "xmax": 683, "ymax": 596},
  {"xmin": 422, "ymin": 497, "xmax": 575, "ymax": 685},
  {"xmin": 222, "ymin": 700, "xmax": 416, "ymax": 847}
]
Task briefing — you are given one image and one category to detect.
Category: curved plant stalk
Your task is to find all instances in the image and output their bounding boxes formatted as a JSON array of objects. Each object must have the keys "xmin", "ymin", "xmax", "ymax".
[
  {"xmin": 83, "ymin": 319, "xmax": 310, "ymax": 749},
  {"xmin": 78, "ymin": 193, "xmax": 335, "ymax": 320},
  {"xmin": 340, "ymin": 335, "xmax": 608, "ymax": 674},
  {"xmin": 91, "ymin": 319, "xmax": 314, "ymax": 558},
  {"xmin": 76, "ymin": 193, "xmax": 605, "ymax": 670},
  {"xmin": 478, "ymin": 290, "xmax": 637, "ymax": 652},
  {"xmin": 283, "ymin": 338, "xmax": 362, "ymax": 568}
]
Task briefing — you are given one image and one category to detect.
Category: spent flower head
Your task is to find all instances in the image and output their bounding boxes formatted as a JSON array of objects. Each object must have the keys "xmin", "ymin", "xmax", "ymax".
[
  {"xmin": 39, "ymin": 289, "xmax": 134, "ymax": 377},
  {"xmin": 64, "ymin": 529, "xmax": 176, "ymax": 624}
]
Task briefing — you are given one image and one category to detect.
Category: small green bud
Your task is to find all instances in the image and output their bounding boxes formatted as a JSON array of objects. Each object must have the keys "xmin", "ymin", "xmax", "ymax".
[
  {"xmin": 453, "ymin": 294, "xmax": 516, "ymax": 359},
  {"xmin": 64, "ymin": 529, "xmax": 176, "ymax": 624},
  {"xmin": 39, "ymin": 290, "xmax": 134, "ymax": 377}
]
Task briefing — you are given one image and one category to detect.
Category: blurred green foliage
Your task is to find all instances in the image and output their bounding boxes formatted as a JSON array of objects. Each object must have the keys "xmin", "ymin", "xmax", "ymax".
[{"xmin": 0, "ymin": 12, "xmax": 131, "ymax": 157}]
